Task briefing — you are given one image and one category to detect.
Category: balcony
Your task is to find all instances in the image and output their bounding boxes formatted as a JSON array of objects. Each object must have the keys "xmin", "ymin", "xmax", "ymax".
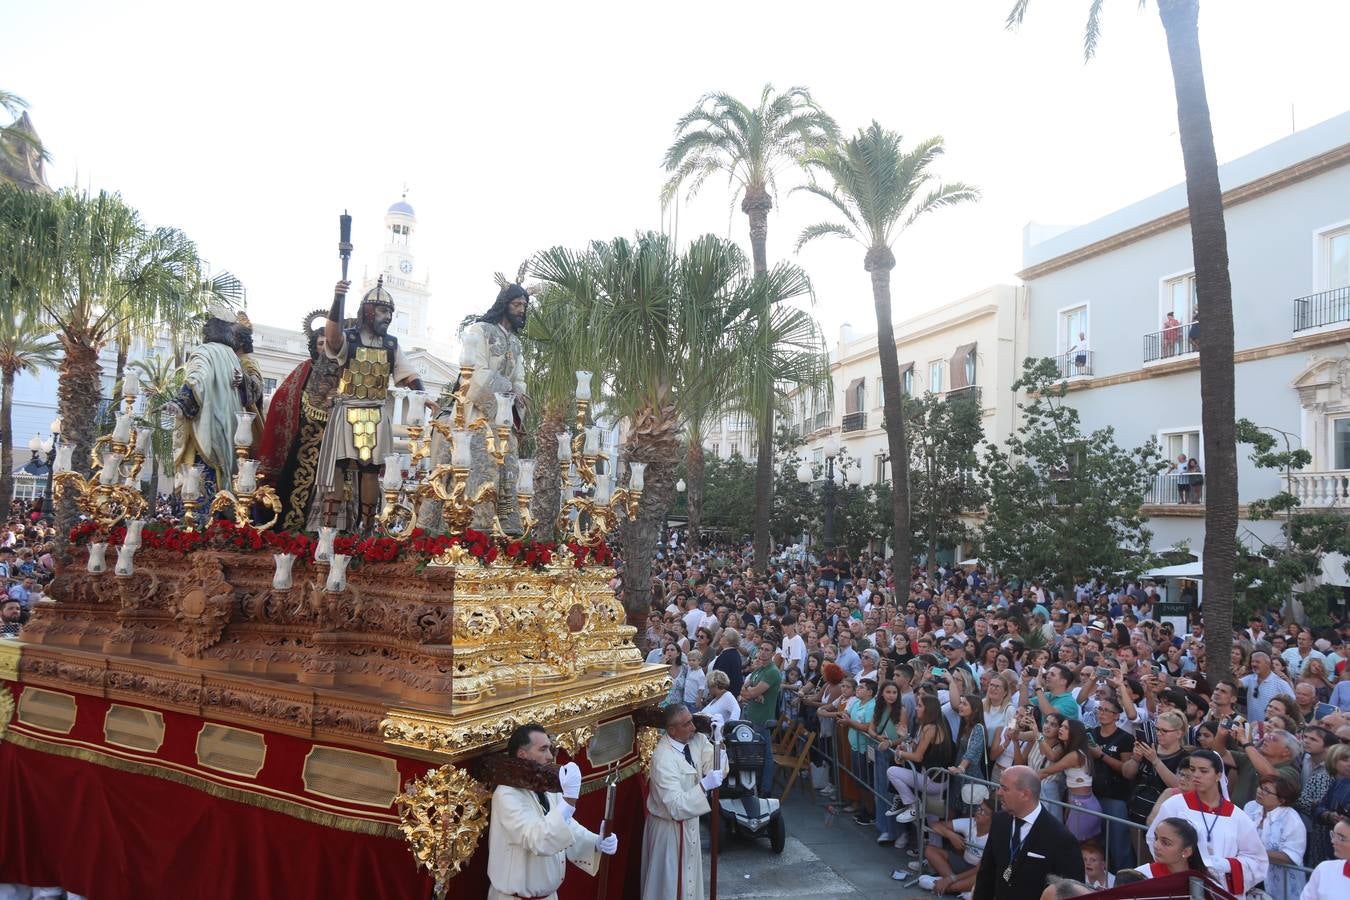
[
  {"xmin": 1054, "ymin": 350, "xmax": 1093, "ymax": 378},
  {"xmin": 1293, "ymin": 286, "xmax": 1350, "ymax": 333},
  {"xmin": 1145, "ymin": 471, "xmax": 1205, "ymax": 506},
  {"xmin": 1286, "ymin": 471, "xmax": 1350, "ymax": 508},
  {"xmin": 1142, "ymin": 326, "xmax": 1197, "ymax": 364},
  {"xmin": 946, "ymin": 385, "xmax": 982, "ymax": 406},
  {"xmin": 814, "ymin": 411, "xmax": 830, "ymax": 431},
  {"xmin": 841, "ymin": 411, "xmax": 867, "ymax": 433}
]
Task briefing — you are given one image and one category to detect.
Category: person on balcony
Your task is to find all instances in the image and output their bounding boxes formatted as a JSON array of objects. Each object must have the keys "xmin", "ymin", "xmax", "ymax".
[
  {"xmin": 1163, "ymin": 311, "xmax": 1182, "ymax": 358},
  {"xmin": 1184, "ymin": 458, "xmax": 1204, "ymax": 504},
  {"xmin": 1170, "ymin": 453, "xmax": 1191, "ymax": 503}
]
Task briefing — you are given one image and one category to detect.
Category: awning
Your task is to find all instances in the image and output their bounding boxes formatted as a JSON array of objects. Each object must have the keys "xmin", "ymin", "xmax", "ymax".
[
  {"xmin": 950, "ymin": 343, "xmax": 977, "ymax": 389},
  {"xmin": 1141, "ymin": 562, "xmax": 1204, "ymax": 579}
]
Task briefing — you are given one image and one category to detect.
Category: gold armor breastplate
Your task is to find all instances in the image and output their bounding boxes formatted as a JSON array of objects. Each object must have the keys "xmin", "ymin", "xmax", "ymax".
[{"xmin": 338, "ymin": 346, "xmax": 391, "ymax": 401}]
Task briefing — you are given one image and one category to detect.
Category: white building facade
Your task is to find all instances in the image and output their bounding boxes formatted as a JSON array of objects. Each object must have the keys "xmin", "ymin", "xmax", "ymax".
[{"xmin": 1021, "ymin": 111, "xmax": 1350, "ymax": 557}]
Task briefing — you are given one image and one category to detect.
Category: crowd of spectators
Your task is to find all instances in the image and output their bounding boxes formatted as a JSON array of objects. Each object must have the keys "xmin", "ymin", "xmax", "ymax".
[
  {"xmin": 0, "ymin": 517, "xmax": 58, "ymax": 639},
  {"xmin": 645, "ymin": 531, "xmax": 1350, "ymax": 900}
]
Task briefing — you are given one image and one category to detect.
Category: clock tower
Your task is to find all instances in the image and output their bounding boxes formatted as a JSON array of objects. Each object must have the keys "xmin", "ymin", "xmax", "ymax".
[{"xmin": 361, "ymin": 192, "xmax": 436, "ymax": 350}]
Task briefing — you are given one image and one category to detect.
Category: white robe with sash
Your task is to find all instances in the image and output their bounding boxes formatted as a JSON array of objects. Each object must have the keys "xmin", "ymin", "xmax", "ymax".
[
  {"xmin": 1147, "ymin": 791, "xmax": 1268, "ymax": 894},
  {"xmin": 641, "ymin": 733, "xmax": 724, "ymax": 900},
  {"xmin": 486, "ymin": 786, "xmax": 600, "ymax": 900}
]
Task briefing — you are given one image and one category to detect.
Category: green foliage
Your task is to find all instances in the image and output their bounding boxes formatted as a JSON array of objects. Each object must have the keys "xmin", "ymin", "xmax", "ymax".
[
  {"xmin": 907, "ymin": 390, "xmax": 988, "ymax": 572},
  {"xmin": 978, "ymin": 358, "xmax": 1164, "ymax": 598},
  {"xmin": 1234, "ymin": 418, "xmax": 1350, "ymax": 626},
  {"xmin": 697, "ymin": 451, "xmax": 758, "ymax": 535}
]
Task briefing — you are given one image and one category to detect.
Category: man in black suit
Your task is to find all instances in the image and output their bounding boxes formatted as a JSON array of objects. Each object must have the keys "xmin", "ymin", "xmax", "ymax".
[{"xmin": 973, "ymin": 766, "xmax": 1084, "ymax": 900}]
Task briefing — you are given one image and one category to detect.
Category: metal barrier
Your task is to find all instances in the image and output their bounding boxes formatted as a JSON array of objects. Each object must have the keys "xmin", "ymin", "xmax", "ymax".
[{"xmin": 782, "ymin": 724, "xmax": 1318, "ymax": 890}]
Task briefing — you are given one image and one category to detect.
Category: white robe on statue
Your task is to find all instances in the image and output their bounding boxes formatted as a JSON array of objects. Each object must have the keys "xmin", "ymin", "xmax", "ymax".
[
  {"xmin": 486, "ymin": 786, "xmax": 601, "ymax": 900},
  {"xmin": 1147, "ymin": 791, "xmax": 1268, "ymax": 895},
  {"xmin": 175, "ymin": 341, "xmax": 243, "ymax": 486},
  {"xmin": 641, "ymin": 733, "xmax": 725, "ymax": 900}
]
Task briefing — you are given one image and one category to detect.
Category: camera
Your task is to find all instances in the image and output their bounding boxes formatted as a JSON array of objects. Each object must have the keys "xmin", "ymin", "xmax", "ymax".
[{"xmin": 1025, "ymin": 666, "xmax": 1039, "ymax": 677}]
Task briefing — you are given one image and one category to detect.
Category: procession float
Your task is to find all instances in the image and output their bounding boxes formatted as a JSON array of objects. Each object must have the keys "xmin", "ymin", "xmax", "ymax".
[{"xmin": 0, "ymin": 217, "xmax": 669, "ymax": 900}]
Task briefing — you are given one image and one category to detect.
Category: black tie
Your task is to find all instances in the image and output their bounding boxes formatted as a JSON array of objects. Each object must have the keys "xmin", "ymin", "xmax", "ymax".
[
  {"xmin": 683, "ymin": 744, "xmax": 695, "ymax": 768},
  {"xmin": 535, "ymin": 790, "xmax": 550, "ymax": 813},
  {"xmin": 1010, "ymin": 817, "xmax": 1025, "ymax": 859}
]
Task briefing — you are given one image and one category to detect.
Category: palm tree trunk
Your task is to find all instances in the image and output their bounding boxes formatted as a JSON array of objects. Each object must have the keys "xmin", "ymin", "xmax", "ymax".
[
  {"xmin": 744, "ymin": 187, "xmax": 775, "ymax": 575},
  {"xmin": 55, "ymin": 334, "xmax": 102, "ymax": 552},
  {"xmin": 531, "ymin": 404, "xmax": 566, "ymax": 538},
  {"xmin": 686, "ymin": 439, "xmax": 705, "ymax": 551},
  {"xmin": 1159, "ymin": 0, "xmax": 1235, "ymax": 683},
  {"xmin": 619, "ymin": 444, "xmax": 677, "ymax": 631},
  {"xmin": 0, "ymin": 369, "xmax": 14, "ymax": 522},
  {"xmin": 867, "ymin": 249, "xmax": 911, "ymax": 579},
  {"xmin": 111, "ymin": 338, "xmax": 129, "ymax": 423}
]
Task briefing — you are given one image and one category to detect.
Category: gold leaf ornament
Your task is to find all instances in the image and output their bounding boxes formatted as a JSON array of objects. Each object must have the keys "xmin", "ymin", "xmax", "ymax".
[{"xmin": 395, "ymin": 765, "xmax": 491, "ymax": 893}]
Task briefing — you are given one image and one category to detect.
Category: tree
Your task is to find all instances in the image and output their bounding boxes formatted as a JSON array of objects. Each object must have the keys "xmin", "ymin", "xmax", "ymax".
[
  {"xmin": 531, "ymin": 233, "xmax": 752, "ymax": 622},
  {"xmin": 697, "ymin": 450, "xmax": 757, "ymax": 538},
  {"xmin": 906, "ymin": 390, "xmax": 988, "ymax": 581},
  {"xmin": 0, "ymin": 312, "xmax": 60, "ymax": 519},
  {"xmin": 795, "ymin": 122, "xmax": 979, "ymax": 579},
  {"xmin": 0, "ymin": 187, "xmax": 204, "ymax": 544},
  {"xmin": 128, "ymin": 354, "xmax": 185, "ymax": 503},
  {"xmin": 1007, "ymin": 0, "xmax": 1241, "ymax": 689},
  {"xmin": 663, "ymin": 85, "xmax": 838, "ymax": 575},
  {"xmin": 1233, "ymin": 419, "xmax": 1350, "ymax": 627},
  {"xmin": 978, "ymin": 358, "xmax": 1164, "ymax": 601},
  {"xmin": 770, "ymin": 425, "xmax": 815, "ymax": 547}
]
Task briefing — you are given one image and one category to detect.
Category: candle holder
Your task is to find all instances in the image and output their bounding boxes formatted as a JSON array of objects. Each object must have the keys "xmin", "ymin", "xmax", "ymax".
[
  {"xmin": 209, "ymin": 428, "xmax": 282, "ymax": 531},
  {"xmin": 52, "ymin": 445, "xmax": 149, "ymax": 532}
]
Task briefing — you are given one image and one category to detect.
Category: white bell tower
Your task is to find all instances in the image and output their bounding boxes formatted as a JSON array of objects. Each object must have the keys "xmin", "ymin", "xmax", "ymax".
[{"xmin": 362, "ymin": 191, "xmax": 433, "ymax": 348}]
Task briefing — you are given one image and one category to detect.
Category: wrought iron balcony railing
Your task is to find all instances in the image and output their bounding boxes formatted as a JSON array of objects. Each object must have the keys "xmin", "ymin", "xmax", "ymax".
[
  {"xmin": 1054, "ymin": 350, "xmax": 1093, "ymax": 378},
  {"xmin": 1142, "ymin": 325, "xmax": 1197, "ymax": 364},
  {"xmin": 841, "ymin": 411, "xmax": 867, "ymax": 433},
  {"xmin": 1293, "ymin": 286, "xmax": 1350, "ymax": 332}
]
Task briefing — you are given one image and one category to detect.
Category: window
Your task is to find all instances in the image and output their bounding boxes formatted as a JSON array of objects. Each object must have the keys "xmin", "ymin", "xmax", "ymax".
[
  {"xmin": 874, "ymin": 377, "xmax": 884, "ymax": 407},
  {"xmin": 928, "ymin": 360, "xmax": 943, "ymax": 394},
  {"xmin": 711, "ymin": 443, "xmax": 720, "ymax": 458},
  {"xmin": 964, "ymin": 349, "xmax": 976, "ymax": 387},
  {"xmin": 1058, "ymin": 305, "xmax": 1088, "ymax": 355},
  {"xmin": 874, "ymin": 454, "xmax": 889, "ymax": 483},
  {"xmin": 1160, "ymin": 428, "xmax": 1202, "ymax": 467},
  {"xmin": 394, "ymin": 311, "xmax": 410, "ymax": 335},
  {"xmin": 1321, "ymin": 225, "xmax": 1350, "ymax": 289},
  {"xmin": 1335, "ymin": 417, "xmax": 1350, "ymax": 470},
  {"xmin": 263, "ymin": 377, "xmax": 278, "ymax": 393},
  {"xmin": 850, "ymin": 379, "xmax": 866, "ymax": 412},
  {"xmin": 901, "ymin": 367, "xmax": 914, "ymax": 396},
  {"xmin": 1164, "ymin": 273, "xmax": 1198, "ymax": 326}
]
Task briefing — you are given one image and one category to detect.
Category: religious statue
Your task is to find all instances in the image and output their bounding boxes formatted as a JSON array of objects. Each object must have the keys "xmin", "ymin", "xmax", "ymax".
[
  {"xmin": 168, "ymin": 302, "xmax": 245, "ymax": 496},
  {"xmin": 256, "ymin": 309, "xmax": 342, "ymax": 531},
  {"xmin": 233, "ymin": 310, "xmax": 266, "ymax": 449},
  {"xmin": 422, "ymin": 267, "xmax": 529, "ymax": 535},
  {"xmin": 317, "ymin": 276, "xmax": 429, "ymax": 533}
]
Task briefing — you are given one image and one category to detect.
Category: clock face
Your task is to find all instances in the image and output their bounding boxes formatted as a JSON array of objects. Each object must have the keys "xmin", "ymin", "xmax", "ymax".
[{"xmin": 399, "ymin": 259, "xmax": 413, "ymax": 274}]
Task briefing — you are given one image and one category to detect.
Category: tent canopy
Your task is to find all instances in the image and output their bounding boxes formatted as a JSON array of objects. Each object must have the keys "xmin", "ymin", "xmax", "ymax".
[{"xmin": 1142, "ymin": 561, "xmax": 1203, "ymax": 579}]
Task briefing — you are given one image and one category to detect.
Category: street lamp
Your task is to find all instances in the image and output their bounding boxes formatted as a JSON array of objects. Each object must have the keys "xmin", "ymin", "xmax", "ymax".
[
  {"xmin": 675, "ymin": 478, "xmax": 686, "ymax": 493},
  {"xmin": 41, "ymin": 418, "xmax": 60, "ymax": 519},
  {"xmin": 797, "ymin": 434, "xmax": 845, "ymax": 549}
]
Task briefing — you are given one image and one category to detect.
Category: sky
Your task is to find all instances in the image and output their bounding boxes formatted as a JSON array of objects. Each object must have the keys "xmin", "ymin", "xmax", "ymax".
[{"xmin": 5, "ymin": 0, "xmax": 1350, "ymax": 352}]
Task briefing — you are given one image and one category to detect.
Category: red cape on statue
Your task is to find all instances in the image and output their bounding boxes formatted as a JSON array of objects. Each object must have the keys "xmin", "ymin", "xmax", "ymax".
[{"xmin": 258, "ymin": 358, "xmax": 310, "ymax": 476}]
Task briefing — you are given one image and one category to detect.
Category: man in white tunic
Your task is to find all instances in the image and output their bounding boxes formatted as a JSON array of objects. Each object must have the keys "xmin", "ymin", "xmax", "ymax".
[
  {"xmin": 1146, "ymin": 750, "xmax": 1268, "ymax": 895},
  {"xmin": 487, "ymin": 724, "xmax": 617, "ymax": 900},
  {"xmin": 642, "ymin": 703, "xmax": 726, "ymax": 900}
]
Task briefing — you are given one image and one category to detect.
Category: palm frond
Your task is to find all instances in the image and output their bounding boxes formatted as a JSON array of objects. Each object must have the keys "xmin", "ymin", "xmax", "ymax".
[{"xmin": 794, "ymin": 221, "xmax": 858, "ymax": 253}]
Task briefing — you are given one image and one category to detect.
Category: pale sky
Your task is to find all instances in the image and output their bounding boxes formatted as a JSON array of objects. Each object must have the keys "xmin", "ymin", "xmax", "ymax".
[{"xmin": 5, "ymin": 1, "xmax": 1349, "ymax": 352}]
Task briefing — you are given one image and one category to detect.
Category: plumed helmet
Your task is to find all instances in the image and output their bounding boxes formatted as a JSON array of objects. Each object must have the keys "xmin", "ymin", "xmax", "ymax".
[{"xmin": 362, "ymin": 274, "xmax": 395, "ymax": 311}]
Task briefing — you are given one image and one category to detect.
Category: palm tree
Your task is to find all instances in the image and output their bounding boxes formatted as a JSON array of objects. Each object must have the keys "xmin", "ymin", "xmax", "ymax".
[
  {"xmin": 0, "ymin": 313, "xmax": 60, "ymax": 519},
  {"xmin": 662, "ymin": 85, "xmax": 837, "ymax": 574},
  {"xmin": 795, "ymin": 123, "xmax": 979, "ymax": 576},
  {"xmin": 1006, "ymin": 0, "xmax": 1238, "ymax": 682},
  {"xmin": 532, "ymin": 233, "xmax": 754, "ymax": 622},
  {"xmin": 0, "ymin": 187, "xmax": 203, "ymax": 542},
  {"xmin": 128, "ymin": 354, "xmax": 185, "ymax": 502}
]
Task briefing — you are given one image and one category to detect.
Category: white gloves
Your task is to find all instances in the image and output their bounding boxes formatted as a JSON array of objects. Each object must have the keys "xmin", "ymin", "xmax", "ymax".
[
  {"xmin": 596, "ymin": 832, "xmax": 618, "ymax": 855},
  {"xmin": 558, "ymin": 762, "xmax": 582, "ymax": 800},
  {"xmin": 700, "ymin": 769, "xmax": 725, "ymax": 792}
]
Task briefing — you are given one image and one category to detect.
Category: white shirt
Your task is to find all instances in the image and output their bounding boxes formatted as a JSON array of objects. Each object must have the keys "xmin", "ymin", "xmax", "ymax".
[
  {"xmin": 683, "ymin": 667, "xmax": 707, "ymax": 708},
  {"xmin": 683, "ymin": 608, "xmax": 705, "ymax": 639},
  {"xmin": 702, "ymin": 691, "xmax": 741, "ymax": 728},
  {"xmin": 780, "ymin": 633, "xmax": 806, "ymax": 670},
  {"xmin": 1302, "ymin": 858, "xmax": 1350, "ymax": 900},
  {"xmin": 949, "ymin": 817, "xmax": 989, "ymax": 866}
]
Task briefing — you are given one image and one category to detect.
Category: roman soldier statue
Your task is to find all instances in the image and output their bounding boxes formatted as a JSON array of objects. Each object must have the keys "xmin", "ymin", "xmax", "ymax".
[{"xmin": 316, "ymin": 276, "xmax": 430, "ymax": 533}]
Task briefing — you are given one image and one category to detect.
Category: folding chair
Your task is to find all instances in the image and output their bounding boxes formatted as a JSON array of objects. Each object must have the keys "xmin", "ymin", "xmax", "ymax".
[{"xmin": 774, "ymin": 730, "xmax": 817, "ymax": 805}]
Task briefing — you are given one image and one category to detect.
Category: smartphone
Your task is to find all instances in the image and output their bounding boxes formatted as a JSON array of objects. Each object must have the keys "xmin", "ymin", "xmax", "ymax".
[
  {"xmin": 1095, "ymin": 667, "xmax": 1111, "ymax": 678},
  {"xmin": 1025, "ymin": 666, "xmax": 1039, "ymax": 677},
  {"xmin": 1179, "ymin": 678, "xmax": 1196, "ymax": 690}
]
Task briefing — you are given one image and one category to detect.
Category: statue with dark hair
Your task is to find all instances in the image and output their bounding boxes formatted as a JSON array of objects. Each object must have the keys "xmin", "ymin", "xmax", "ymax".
[
  {"xmin": 167, "ymin": 303, "xmax": 246, "ymax": 497},
  {"xmin": 421, "ymin": 266, "xmax": 530, "ymax": 534}
]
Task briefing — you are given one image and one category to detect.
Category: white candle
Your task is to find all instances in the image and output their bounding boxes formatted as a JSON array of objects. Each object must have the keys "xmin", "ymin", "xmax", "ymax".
[
  {"xmin": 406, "ymin": 391, "xmax": 426, "ymax": 426},
  {"xmin": 594, "ymin": 471, "xmax": 613, "ymax": 505},
  {"xmin": 234, "ymin": 412, "xmax": 256, "ymax": 448},
  {"xmin": 181, "ymin": 465, "xmax": 204, "ymax": 499},
  {"xmin": 315, "ymin": 526, "xmax": 337, "ymax": 563},
  {"xmin": 100, "ymin": 452, "xmax": 122, "ymax": 485},
  {"xmin": 115, "ymin": 544, "xmax": 136, "ymax": 577},
  {"xmin": 55, "ymin": 445, "xmax": 74, "ymax": 473},
  {"xmin": 575, "ymin": 370, "xmax": 593, "ymax": 401},
  {"xmin": 124, "ymin": 519, "xmax": 145, "ymax": 550},
  {"xmin": 628, "ymin": 461, "xmax": 646, "ymax": 492},
  {"xmin": 112, "ymin": 413, "xmax": 133, "ymax": 444},
  {"xmin": 326, "ymin": 554, "xmax": 351, "ymax": 593},
  {"xmin": 381, "ymin": 454, "xmax": 402, "ymax": 490},
  {"xmin": 494, "ymin": 392, "xmax": 514, "ymax": 428},
  {"xmin": 451, "ymin": 430, "xmax": 473, "ymax": 468},
  {"xmin": 123, "ymin": 371, "xmax": 139, "ymax": 398},
  {"xmin": 237, "ymin": 459, "xmax": 259, "ymax": 493},
  {"xmin": 556, "ymin": 434, "xmax": 572, "ymax": 463},
  {"xmin": 517, "ymin": 459, "xmax": 535, "ymax": 496},
  {"xmin": 583, "ymin": 427, "xmax": 601, "ymax": 457},
  {"xmin": 135, "ymin": 427, "xmax": 152, "ymax": 454}
]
